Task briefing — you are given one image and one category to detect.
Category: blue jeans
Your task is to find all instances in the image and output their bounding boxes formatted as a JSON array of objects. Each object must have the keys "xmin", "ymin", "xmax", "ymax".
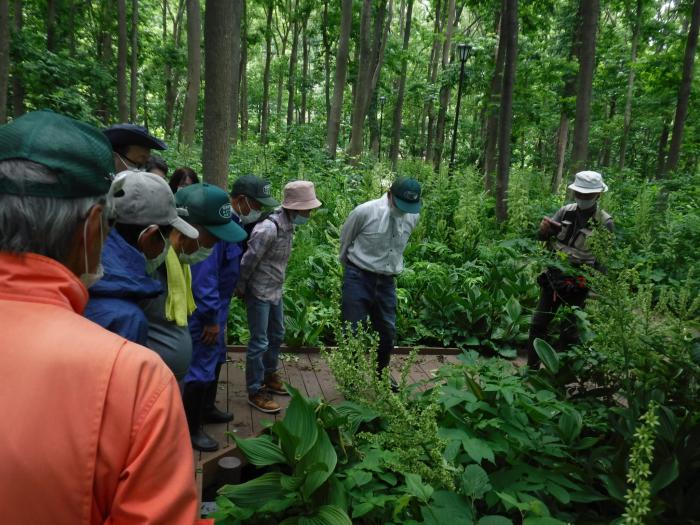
[
  {"xmin": 341, "ymin": 263, "xmax": 396, "ymax": 370},
  {"xmin": 245, "ymin": 296, "xmax": 285, "ymax": 395}
]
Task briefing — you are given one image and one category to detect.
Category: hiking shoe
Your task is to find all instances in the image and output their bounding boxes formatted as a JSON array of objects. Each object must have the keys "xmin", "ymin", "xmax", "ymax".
[
  {"xmin": 248, "ymin": 391, "xmax": 281, "ymax": 414},
  {"xmin": 264, "ymin": 373, "xmax": 289, "ymax": 395}
]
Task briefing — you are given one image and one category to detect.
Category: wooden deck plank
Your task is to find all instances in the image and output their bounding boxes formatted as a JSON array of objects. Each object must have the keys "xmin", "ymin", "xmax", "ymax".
[
  {"xmin": 280, "ymin": 354, "xmax": 309, "ymax": 397},
  {"xmin": 298, "ymin": 353, "xmax": 325, "ymax": 400},
  {"xmin": 308, "ymin": 354, "xmax": 343, "ymax": 403}
]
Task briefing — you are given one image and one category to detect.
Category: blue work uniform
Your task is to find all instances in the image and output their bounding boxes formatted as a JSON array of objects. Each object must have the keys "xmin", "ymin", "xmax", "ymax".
[
  {"xmin": 84, "ymin": 229, "xmax": 163, "ymax": 346},
  {"xmin": 184, "ymin": 238, "xmax": 243, "ymax": 383}
]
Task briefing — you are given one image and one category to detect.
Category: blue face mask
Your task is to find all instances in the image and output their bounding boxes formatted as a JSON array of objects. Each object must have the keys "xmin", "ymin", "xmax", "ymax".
[{"xmin": 292, "ymin": 213, "xmax": 309, "ymax": 226}]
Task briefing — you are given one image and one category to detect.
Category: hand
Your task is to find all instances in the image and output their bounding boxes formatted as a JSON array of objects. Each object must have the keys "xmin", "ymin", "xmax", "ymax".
[{"xmin": 201, "ymin": 324, "xmax": 220, "ymax": 346}]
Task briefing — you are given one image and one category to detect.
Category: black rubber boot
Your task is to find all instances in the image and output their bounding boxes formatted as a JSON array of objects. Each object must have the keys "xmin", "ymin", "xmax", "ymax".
[
  {"xmin": 182, "ymin": 381, "xmax": 219, "ymax": 452},
  {"xmin": 203, "ymin": 362, "xmax": 234, "ymax": 424}
]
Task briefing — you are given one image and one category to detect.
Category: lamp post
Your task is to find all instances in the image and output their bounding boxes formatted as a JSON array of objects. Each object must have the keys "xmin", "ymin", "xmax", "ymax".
[
  {"xmin": 449, "ymin": 43, "xmax": 472, "ymax": 174},
  {"xmin": 378, "ymin": 95, "xmax": 386, "ymax": 160}
]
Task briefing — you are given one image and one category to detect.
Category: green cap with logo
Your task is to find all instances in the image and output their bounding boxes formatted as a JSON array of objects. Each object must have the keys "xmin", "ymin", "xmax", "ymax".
[
  {"xmin": 390, "ymin": 177, "xmax": 422, "ymax": 214},
  {"xmin": 231, "ymin": 175, "xmax": 279, "ymax": 207},
  {"xmin": 175, "ymin": 183, "xmax": 248, "ymax": 243},
  {"xmin": 0, "ymin": 110, "xmax": 114, "ymax": 198}
]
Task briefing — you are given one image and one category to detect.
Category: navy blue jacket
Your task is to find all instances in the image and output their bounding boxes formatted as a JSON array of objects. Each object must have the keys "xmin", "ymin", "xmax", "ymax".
[{"xmin": 84, "ymin": 229, "xmax": 164, "ymax": 346}]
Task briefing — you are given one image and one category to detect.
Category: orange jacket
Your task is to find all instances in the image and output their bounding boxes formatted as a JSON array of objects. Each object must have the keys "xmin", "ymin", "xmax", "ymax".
[{"xmin": 0, "ymin": 252, "xmax": 213, "ymax": 525}]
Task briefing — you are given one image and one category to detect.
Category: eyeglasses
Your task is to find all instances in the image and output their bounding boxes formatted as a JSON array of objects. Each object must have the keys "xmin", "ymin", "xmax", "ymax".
[{"xmin": 117, "ymin": 152, "xmax": 146, "ymax": 171}]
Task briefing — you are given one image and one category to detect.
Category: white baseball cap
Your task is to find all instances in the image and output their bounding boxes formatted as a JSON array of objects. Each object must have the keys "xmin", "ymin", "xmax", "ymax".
[{"xmin": 108, "ymin": 170, "xmax": 199, "ymax": 238}]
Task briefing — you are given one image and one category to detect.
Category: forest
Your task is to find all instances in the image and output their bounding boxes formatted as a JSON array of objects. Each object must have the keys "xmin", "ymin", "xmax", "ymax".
[{"xmin": 1, "ymin": 0, "xmax": 699, "ymax": 524}]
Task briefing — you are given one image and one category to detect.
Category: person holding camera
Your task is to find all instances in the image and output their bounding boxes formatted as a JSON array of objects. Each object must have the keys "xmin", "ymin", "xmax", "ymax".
[{"xmin": 526, "ymin": 171, "xmax": 614, "ymax": 368}]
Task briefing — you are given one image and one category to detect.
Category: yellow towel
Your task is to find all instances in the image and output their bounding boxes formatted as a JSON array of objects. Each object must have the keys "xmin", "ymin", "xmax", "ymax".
[{"xmin": 164, "ymin": 246, "xmax": 196, "ymax": 326}]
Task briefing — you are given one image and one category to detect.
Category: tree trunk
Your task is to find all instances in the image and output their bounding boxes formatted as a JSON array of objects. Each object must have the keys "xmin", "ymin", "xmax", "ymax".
[
  {"xmin": 326, "ymin": 0, "xmax": 352, "ymax": 158},
  {"xmin": 230, "ymin": 0, "xmax": 243, "ymax": 143},
  {"xmin": 569, "ymin": 0, "xmax": 599, "ymax": 175},
  {"xmin": 96, "ymin": 2, "xmax": 113, "ymax": 124},
  {"xmin": 46, "ymin": 0, "xmax": 57, "ymax": 53},
  {"xmin": 129, "ymin": 0, "xmax": 138, "ymax": 122},
  {"xmin": 347, "ymin": 0, "xmax": 372, "ymax": 162},
  {"xmin": 495, "ymin": 0, "xmax": 517, "ymax": 223},
  {"xmin": 389, "ymin": 0, "xmax": 414, "ymax": 169},
  {"xmin": 0, "ymin": 0, "xmax": 8, "ymax": 123},
  {"xmin": 117, "ymin": 0, "xmax": 129, "ymax": 122},
  {"xmin": 432, "ymin": 0, "xmax": 456, "ymax": 172},
  {"xmin": 180, "ymin": 0, "xmax": 201, "ymax": 147},
  {"xmin": 424, "ymin": 0, "xmax": 443, "ymax": 162},
  {"xmin": 664, "ymin": 0, "xmax": 700, "ymax": 174},
  {"xmin": 618, "ymin": 0, "xmax": 642, "ymax": 170},
  {"xmin": 656, "ymin": 121, "xmax": 669, "ymax": 177},
  {"xmin": 203, "ymin": 0, "xmax": 235, "ymax": 189},
  {"xmin": 322, "ymin": 0, "xmax": 331, "ymax": 123},
  {"xmin": 286, "ymin": 8, "xmax": 299, "ymax": 128},
  {"xmin": 552, "ymin": 114, "xmax": 569, "ymax": 192},
  {"xmin": 164, "ymin": 0, "xmax": 186, "ymax": 135},
  {"xmin": 239, "ymin": 0, "xmax": 248, "ymax": 140},
  {"xmin": 260, "ymin": 0, "xmax": 273, "ymax": 144},
  {"xmin": 300, "ymin": 17, "xmax": 309, "ymax": 124},
  {"xmin": 600, "ymin": 97, "xmax": 615, "ymax": 166},
  {"xmin": 368, "ymin": 0, "xmax": 389, "ymax": 156},
  {"xmin": 484, "ymin": 5, "xmax": 505, "ymax": 193},
  {"xmin": 10, "ymin": 0, "xmax": 23, "ymax": 117}
]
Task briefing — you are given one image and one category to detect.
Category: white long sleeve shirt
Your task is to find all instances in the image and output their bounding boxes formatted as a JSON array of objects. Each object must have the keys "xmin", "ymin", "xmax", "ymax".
[{"xmin": 339, "ymin": 194, "xmax": 419, "ymax": 276}]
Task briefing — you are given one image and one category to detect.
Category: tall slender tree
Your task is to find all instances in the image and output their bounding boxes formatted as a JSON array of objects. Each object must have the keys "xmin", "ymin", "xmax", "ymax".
[
  {"xmin": 117, "ymin": 0, "xmax": 129, "ymax": 122},
  {"xmin": 569, "ymin": 0, "xmax": 599, "ymax": 175},
  {"xmin": 326, "ymin": 0, "xmax": 352, "ymax": 158},
  {"xmin": 347, "ymin": 0, "xmax": 372, "ymax": 162},
  {"xmin": 239, "ymin": 0, "xmax": 248, "ymax": 140},
  {"xmin": 11, "ymin": 0, "xmax": 24, "ymax": 117},
  {"xmin": 230, "ymin": 0, "xmax": 243, "ymax": 143},
  {"xmin": 300, "ymin": 16, "xmax": 309, "ymax": 124},
  {"xmin": 321, "ymin": 0, "xmax": 331, "ymax": 122},
  {"xmin": 618, "ymin": 0, "xmax": 643, "ymax": 170},
  {"xmin": 180, "ymin": 0, "xmax": 201, "ymax": 147},
  {"xmin": 483, "ymin": 5, "xmax": 505, "ymax": 193},
  {"xmin": 664, "ymin": 0, "xmax": 700, "ymax": 174},
  {"xmin": 389, "ymin": 0, "xmax": 414, "ymax": 168},
  {"xmin": 0, "ymin": 0, "xmax": 8, "ymax": 124},
  {"xmin": 495, "ymin": 0, "xmax": 518, "ymax": 223},
  {"xmin": 260, "ymin": 0, "xmax": 273, "ymax": 144},
  {"xmin": 203, "ymin": 0, "xmax": 234, "ymax": 189},
  {"xmin": 424, "ymin": 0, "xmax": 443, "ymax": 162},
  {"xmin": 286, "ymin": 3, "xmax": 299, "ymax": 128},
  {"xmin": 433, "ymin": 0, "xmax": 456, "ymax": 172},
  {"xmin": 129, "ymin": 0, "xmax": 138, "ymax": 122}
]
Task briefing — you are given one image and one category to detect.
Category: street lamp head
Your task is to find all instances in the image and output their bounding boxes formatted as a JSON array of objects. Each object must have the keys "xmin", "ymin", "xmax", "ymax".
[
  {"xmin": 379, "ymin": 96, "xmax": 387, "ymax": 105},
  {"xmin": 457, "ymin": 43, "xmax": 472, "ymax": 63}
]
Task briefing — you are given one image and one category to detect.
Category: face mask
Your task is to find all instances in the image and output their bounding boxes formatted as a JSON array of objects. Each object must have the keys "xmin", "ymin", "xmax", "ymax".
[
  {"xmin": 179, "ymin": 246, "xmax": 214, "ymax": 265},
  {"xmin": 80, "ymin": 213, "xmax": 105, "ymax": 289},
  {"xmin": 292, "ymin": 213, "xmax": 309, "ymax": 226},
  {"xmin": 575, "ymin": 197, "xmax": 597, "ymax": 210},
  {"xmin": 140, "ymin": 226, "xmax": 169, "ymax": 274},
  {"xmin": 238, "ymin": 198, "xmax": 263, "ymax": 225}
]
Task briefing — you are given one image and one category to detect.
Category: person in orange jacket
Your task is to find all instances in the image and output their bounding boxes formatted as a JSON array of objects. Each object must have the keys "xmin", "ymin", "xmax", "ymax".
[{"xmin": 0, "ymin": 110, "xmax": 212, "ymax": 525}]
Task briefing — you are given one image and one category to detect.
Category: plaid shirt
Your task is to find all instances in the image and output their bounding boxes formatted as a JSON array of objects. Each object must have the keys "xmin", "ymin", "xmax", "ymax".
[{"xmin": 237, "ymin": 209, "xmax": 293, "ymax": 304}]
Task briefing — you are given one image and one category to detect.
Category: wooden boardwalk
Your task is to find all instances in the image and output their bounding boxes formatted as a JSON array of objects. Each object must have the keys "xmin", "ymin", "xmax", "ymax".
[{"xmin": 193, "ymin": 351, "xmax": 462, "ymax": 484}]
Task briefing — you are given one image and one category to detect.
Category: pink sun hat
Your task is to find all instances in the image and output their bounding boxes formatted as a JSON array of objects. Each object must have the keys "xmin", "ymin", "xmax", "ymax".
[{"xmin": 281, "ymin": 180, "xmax": 322, "ymax": 210}]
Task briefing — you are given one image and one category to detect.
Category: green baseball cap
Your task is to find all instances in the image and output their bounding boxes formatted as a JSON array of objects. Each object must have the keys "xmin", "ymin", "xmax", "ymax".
[
  {"xmin": 231, "ymin": 175, "xmax": 279, "ymax": 207},
  {"xmin": 175, "ymin": 183, "xmax": 248, "ymax": 243},
  {"xmin": 390, "ymin": 177, "xmax": 422, "ymax": 214},
  {"xmin": 0, "ymin": 110, "xmax": 114, "ymax": 198}
]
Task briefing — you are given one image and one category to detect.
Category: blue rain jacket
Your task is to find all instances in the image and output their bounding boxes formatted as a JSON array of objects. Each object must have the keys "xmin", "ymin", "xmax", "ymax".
[
  {"xmin": 185, "ymin": 238, "xmax": 243, "ymax": 383},
  {"xmin": 84, "ymin": 229, "xmax": 163, "ymax": 346}
]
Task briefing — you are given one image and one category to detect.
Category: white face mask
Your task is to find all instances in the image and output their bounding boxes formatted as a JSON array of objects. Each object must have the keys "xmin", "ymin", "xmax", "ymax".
[
  {"xmin": 80, "ymin": 213, "xmax": 105, "ymax": 289},
  {"xmin": 575, "ymin": 197, "xmax": 597, "ymax": 210},
  {"xmin": 178, "ymin": 238, "xmax": 214, "ymax": 265},
  {"xmin": 140, "ymin": 226, "xmax": 170, "ymax": 275},
  {"xmin": 235, "ymin": 197, "xmax": 263, "ymax": 225}
]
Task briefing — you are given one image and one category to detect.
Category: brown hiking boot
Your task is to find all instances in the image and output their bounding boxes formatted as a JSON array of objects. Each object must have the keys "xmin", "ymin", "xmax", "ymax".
[
  {"xmin": 264, "ymin": 373, "xmax": 289, "ymax": 395},
  {"xmin": 248, "ymin": 391, "xmax": 281, "ymax": 414}
]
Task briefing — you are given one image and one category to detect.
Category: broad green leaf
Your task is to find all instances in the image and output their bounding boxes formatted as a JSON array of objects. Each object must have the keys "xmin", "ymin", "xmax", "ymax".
[
  {"xmin": 422, "ymin": 491, "xmax": 474, "ymax": 525},
  {"xmin": 505, "ymin": 297, "xmax": 522, "ymax": 321},
  {"xmin": 404, "ymin": 473, "xmax": 434, "ymax": 502},
  {"xmin": 284, "ymin": 384, "xmax": 319, "ymax": 460},
  {"xmin": 600, "ymin": 474, "xmax": 626, "ymax": 502},
  {"xmin": 297, "ymin": 428, "xmax": 337, "ymax": 499},
  {"xmin": 298, "ymin": 505, "xmax": 352, "ymax": 525},
  {"xmin": 650, "ymin": 457, "xmax": 679, "ymax": 494},
  {"xmin": 558, "ymin": 409, "xmax": 582, "ymax": 443},
  {"xmin": 523, "ymin": 518, "xmax": 568, "ymax": 525},
  {"xmin": 218, "ymin": 472, "xmax": 285, "ymax": 507},
  {"xmin": 326, "ymin": 476, "xmax": 348, "ymax": 512},
  {"xmin": 351, "ymin": 502, "xmax": 375, "ymax": 519},
  {"xmin": 233, "ymin": 434, "xmax": 287, "ymax": 466},
  {"xmin": 545, "ymin": 482, "xmax": 570, "ymax": 504},
  {"xmin": 462, "ymin": 437, "xmax": 496, "ymax": 464},
  {"xmin": 462, "ymin": 464, "xmax": 491, "ymax": 499},
  {"xmin": 533, "ymin": 338, "xmax": 559, "ymax": 374},
  {"xmin": 478, "ymin": 516, "xmax": 513, "ymax": 525}
]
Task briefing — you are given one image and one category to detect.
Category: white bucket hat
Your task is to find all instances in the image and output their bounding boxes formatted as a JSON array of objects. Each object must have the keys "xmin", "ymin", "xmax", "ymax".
[
  {"xmin": 568, "ymin": 170, "xmax": 608, "ymax": 194},
  {"xmin": 281, "ymin": 180, "xmax": 322, "ymax": 210}
]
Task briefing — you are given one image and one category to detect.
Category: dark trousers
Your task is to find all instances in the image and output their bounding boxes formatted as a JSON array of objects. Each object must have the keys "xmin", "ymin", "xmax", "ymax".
[
  {"xmin": 341, "ymin": 263, "xmax": 397, "ymax": 371},
  {"xmin": 527, "ymin": 276, "xmax": 588, "ymax": 368}
]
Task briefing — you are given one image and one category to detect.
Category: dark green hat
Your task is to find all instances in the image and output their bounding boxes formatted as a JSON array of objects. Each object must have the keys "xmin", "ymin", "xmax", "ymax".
[
  {"xmin": 390, "ymin": 177, "xmax": 422, "ymax": 214},
  {"xmin": 176, "ymin": 183, "xmax": 248, "ymax": 243},
  {"xmin": 0, "ymin": 110, "xmax": 114, "ymax": 198},
  {"xmin": 231, "ymin": 175, "xmax": 279, "ymax": 207}
]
